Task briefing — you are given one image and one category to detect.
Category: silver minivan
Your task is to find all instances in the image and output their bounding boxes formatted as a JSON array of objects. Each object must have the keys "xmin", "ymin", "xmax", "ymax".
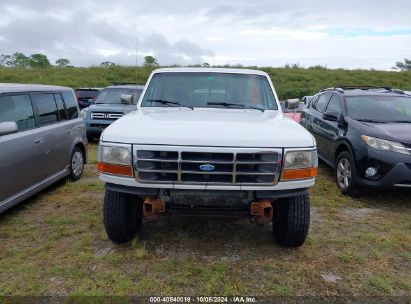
[{"xmin": 0, "ymin": 84, "xmax": 87, "ymax": 213}]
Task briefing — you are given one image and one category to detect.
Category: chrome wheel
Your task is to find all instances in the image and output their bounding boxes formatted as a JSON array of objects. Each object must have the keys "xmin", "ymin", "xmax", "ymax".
[
  {"xmin": 336, "ymin": 158, "xmax": 351, "ymax": 189},
  {"xmin": 71, "ymin": 151, "xmax": 84, "ymax": 177}
]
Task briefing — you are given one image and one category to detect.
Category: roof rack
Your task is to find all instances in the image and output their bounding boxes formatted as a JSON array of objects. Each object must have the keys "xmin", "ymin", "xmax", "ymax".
[
  {"xmin": 338, "ymin": 85, "xmax": 392, "ymax": 91},
  {"xmin": 320, "ymin": 86, "xmax": 392, "ymax": 93},
  {"xmin": 109, "ymin": 82, "xmax": 139, "ymax": 86},
  {"xmin": 320, "ymin": 87, "xmax": 344, "ymax": 93}
]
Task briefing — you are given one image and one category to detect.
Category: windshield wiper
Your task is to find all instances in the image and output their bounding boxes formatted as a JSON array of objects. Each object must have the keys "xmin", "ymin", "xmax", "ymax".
[
  {"xmin": 385, "ymin": 120, "xmax": 411, "ymax": 123},
  {"xmin": 146, "ymin": 99, "xmax": 193, "ymax": 110},
  {"xmin": 207, "ymin": 102, "xmax": 265, "ymax": 112}
]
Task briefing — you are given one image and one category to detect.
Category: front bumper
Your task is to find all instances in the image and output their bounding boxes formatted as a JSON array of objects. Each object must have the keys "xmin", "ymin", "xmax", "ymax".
[
  {"xmin": 86, "ymin": 121, "xmax": 111, "ymax": 137},
  {"xmin": 357, "ymin": 163, "xmax": 411, "ymax": 188},
  {"xmin": 355, "ymin": 147, "xmax": 411, "ymax": 188},
  {"xmin": 99, "ymin": 172, "xmax": 315, "ymax": 191}
]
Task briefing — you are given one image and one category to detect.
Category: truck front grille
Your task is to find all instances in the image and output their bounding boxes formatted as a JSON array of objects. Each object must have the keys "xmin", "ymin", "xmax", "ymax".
[
  {"xmin": 134, "ymin": 147, "xmax": 282, "ymax": 185},
  {"xmin": 90, "ymin": 112, "xmax": 123, "ymax": 120}
]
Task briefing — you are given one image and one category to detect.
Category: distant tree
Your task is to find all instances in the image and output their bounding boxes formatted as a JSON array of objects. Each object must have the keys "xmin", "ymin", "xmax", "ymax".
[
  {"xmin": 100, "ymin": 61, "xmax": 116, "ymax": 67},
  {"xmin": 14, "ymin": 53, "xmax": 31, "ymax": 68},
  {"xmin": 393, "ymin": 58, "xmax": 411, "ymax": 71},
  {"xmin": 143, "ymin": 56, "xmax": 159, "ymax": 67},
  {"xmin": 29, "ymin": 53, "xmax": 51, "ymax": 68},
  {"xmin": 0, "ymin": 54, "xmax": 12, "ymax": 67},
  {"xmin": 202, "ymin": 62, "xmax": 210, "ymax": 67},
  {"xmin": 309, "ymin": 65, "xmax": 327, "ymax": 70},
  {"xmin": 55, "ymin": 58, "xmax": 70, "ymax": 67},
  {"xmin": 284, "ymin": 63, "xmax": 300, "ymax": 69}
]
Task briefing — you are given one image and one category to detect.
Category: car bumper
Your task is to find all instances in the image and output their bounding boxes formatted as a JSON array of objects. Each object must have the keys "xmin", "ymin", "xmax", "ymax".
[
  {"xmin": 86, "ymin": 122, "xmax": 111, "ymax": 137},
  {"xmin": 356, "ymin": 147, "xmax": 411, "ymax": 188},
  {"xmin": 99, "ymin": 172, "xmax": 315, "ymax": 191},
  {"xmin": 357, "ymin": 163, "xmax": 411, "ymax": 188}
]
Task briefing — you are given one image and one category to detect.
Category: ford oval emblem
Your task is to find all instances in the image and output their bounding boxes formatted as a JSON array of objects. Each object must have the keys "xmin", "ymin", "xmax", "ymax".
[{"xmin": 199, "ymin": 164, "xmax": 215, "ymax": 172}]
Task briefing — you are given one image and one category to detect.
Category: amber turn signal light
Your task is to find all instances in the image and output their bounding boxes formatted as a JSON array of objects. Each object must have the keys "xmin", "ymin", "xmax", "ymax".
[
  {"xmin": 281, "ymin": 167, "xmax": 317, "ymax": 180},
  {"xmin": 97, "ymin": 162, "xmax": 133, "ymax": 177}
]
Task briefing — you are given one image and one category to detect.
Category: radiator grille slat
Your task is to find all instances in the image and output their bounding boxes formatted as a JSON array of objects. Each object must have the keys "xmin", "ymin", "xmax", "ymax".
[
  {"xmin": 90, "ymin": 112, "xmax": 123, "ymax": 120},
  {"xmin": 134, "ymin": 149, "xmax": 281, "ymax": 185}
]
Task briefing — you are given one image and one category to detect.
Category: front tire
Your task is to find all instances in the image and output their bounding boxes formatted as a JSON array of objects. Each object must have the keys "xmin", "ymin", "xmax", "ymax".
[
  {"xmin": 69, "ymin": 147, "xmax": 85, "ymax": 181},
  {"xmin": 103, "ymin": 189, "xmax": 142, "ymax": 243},
  {"xmin": 273, "ymin": 194, "xmax": 310, "ymax": 247},
  {"xmin": 335, "ymin": 151, "xmax": 360, "ymax": 197}
]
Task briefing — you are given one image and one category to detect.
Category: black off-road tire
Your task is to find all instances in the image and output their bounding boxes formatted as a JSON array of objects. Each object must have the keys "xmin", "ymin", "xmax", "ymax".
[
  {"xmin": 335, "ymin": 151, "xmax": 361, "ymax": 197},
  {"xmin": 103, "ymin": 189, "xmax": 143, "ymax": 243},
  {"xmin": 273, "ymin": 194, "xmax": 310, "ymax": 247},
  {"xmin": 69, "ymin": 147, "xmax": 85, "ymax": 182}
]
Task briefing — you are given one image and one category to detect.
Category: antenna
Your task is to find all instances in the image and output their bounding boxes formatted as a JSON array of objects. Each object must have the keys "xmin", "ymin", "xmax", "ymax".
[{"xmin": 136, "ymin": 35, "xmax": 138, "ymax": 84}]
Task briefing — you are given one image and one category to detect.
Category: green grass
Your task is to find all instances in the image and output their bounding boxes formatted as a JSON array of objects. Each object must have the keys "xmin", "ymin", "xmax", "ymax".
[
  {"xmin": 1, "ymin": 66, "xmax": 410, "ymax": 99},
  {"xmin": 368, "ymin": 273, "xmax": 393, "ymax": 294},
  {"xmin": 0, "ymin": 144, "xmax": 410, "ymax": 296}
]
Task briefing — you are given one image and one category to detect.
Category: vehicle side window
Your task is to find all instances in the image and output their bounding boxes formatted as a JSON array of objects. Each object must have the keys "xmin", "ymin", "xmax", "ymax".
[
  {"xmin": 62, "ymin": 91, "xmax": 79, "ymax": 119},
  {"xmin": 326, "ymin": 94, "xmax": 341, "ymax": 114},
  {"xmin": 32, "ymin": 93, "xmax": 59, "ymax": 126},
  {"xmin": 0, "ymin": 94, "xmax": 35, "ymax": 131},
  {"xmin": 307, "ymin": 95, "xmax": 319, "ymax": 108},
  {"xmin": 313, "ymin": 94, "xmax": 330, "ymax": 113},
  {"xmin": 54, "ymin": 93, "xmax": 67, "ymax": 120}
]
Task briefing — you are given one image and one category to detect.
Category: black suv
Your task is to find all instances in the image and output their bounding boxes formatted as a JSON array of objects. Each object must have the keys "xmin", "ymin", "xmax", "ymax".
[{"xmin": 300, "ymin": 86, "xmax": 411, "ymax": 195}]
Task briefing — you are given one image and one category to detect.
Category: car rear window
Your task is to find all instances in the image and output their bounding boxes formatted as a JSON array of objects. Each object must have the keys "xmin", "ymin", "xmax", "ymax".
[{"xmin": 76, "ymin": 90, "xmax": 99, "ymax": 99}]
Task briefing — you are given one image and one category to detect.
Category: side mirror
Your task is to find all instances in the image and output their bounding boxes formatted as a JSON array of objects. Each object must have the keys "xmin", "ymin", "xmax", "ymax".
[
  {"xmin": 285, "ymin": 98, "xmax": 299, "ymax": 110},
  {"xmin": 323, "ymin": 111, "xmax": 339, "ymax": 122},
  {"xmin": 120, "ymin": 94, "xmax": 132, "ymax": 104},
  {"xmin": 88, "ymin": 98, "xmax": 94, "ymax": 104},
  {"xmin": 0, "ymin": 121, "xmax": 18, "ymax": 136}
]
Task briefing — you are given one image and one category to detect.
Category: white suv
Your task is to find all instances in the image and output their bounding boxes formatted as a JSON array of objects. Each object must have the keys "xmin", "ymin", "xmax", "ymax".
[{"xmin": 97, "ymin": 68, "xmax": 317, "ymax": 247}]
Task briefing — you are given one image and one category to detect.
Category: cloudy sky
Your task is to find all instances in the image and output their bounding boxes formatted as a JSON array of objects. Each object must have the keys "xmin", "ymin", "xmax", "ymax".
[{"xmin": 0, "ymin": 0, "xmax": 410, "ymax": 69}]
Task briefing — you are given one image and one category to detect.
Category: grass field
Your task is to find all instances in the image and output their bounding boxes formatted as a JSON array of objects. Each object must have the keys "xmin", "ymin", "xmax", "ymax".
[
  {"xmin": 0, "ymin": 66, "xmax": 411, "ymax": 99},
  {"xmin": 0, "ymin": 144, "xmax": 410, "ymax": 297}
]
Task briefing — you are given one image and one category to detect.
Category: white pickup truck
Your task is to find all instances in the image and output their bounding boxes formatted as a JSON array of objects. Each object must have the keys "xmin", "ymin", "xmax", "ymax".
[{"xmin": 97, "ymin": 68, "xmax": 317, "ymax": 247}]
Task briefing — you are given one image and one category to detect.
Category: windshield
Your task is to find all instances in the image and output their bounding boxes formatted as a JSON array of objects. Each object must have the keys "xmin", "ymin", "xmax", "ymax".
[
  {"xmin": 95, "ymin": 88, "xmax": 142, "ymax": 104},
  {"xmin": 141, "ymin": 72, "xmax": 278, "ymax": 110},
  {"xmin": 345, "ymin": 95, "xmax": 411, "ymax": 122}
]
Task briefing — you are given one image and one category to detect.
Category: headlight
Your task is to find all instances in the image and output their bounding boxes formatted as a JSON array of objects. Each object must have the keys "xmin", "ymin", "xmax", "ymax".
[
  {"xmin": 79, "ymin": 109, "xmax": 87, "ymax": 120},
  {"xmin": 97, "ymin": 145, "xmax": 132, "ymax": 176},
  {"xmin": 282, "ymin": 150, "xmax": 318, "ymax": 180},
  {"xmin": 284, "ymin": 151, "xmax": 315, "ymax": 169},
  {"xmin": 362, "ymin": 135, "xmax": 409, "ymax": 155},
  {"xmin": 101, "ymin": 146, "xmax": 131, "ymax": 165}
]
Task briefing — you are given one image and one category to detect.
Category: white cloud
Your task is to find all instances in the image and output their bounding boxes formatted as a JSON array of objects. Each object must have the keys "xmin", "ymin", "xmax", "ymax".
[{"xmin": 0, "ymin": 0, "xmax": 410, "ymax": 69}]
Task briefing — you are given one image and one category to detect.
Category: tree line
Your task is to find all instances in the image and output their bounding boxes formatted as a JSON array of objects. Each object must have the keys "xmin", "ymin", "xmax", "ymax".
[
  {"xmin": 0, "ymin": 52, "xmax": 71, "ymax": 68},
  {"xmin": 0, "ymin": 53, "xmax": 162, "ymax": 69},
  {"xmin": 1, "ymin": 52, "xmax": 410, "ymax": 71}
]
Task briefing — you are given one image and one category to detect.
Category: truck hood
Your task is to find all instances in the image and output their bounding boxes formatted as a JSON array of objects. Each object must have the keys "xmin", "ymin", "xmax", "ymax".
[
  {"xmin": 87, "ymin": 103, "xmax": 136, "ymax": 113},
  {"xmin": 101, "ymin": 108, "xmax": 315, "ymax": 148}
]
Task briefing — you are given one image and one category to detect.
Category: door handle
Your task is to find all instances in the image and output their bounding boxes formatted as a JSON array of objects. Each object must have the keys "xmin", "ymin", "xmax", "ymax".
[
  {"xmin": 66, "ymin": 129, "xmax": 71, "ymax": 134},
  {"xmin": 34, "ymin": 138, "xmax": 44, "ymax": 144}
]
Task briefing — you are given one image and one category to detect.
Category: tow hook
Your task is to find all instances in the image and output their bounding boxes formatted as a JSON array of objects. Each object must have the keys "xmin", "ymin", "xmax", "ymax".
[
  {"xmin": 250, "ymin": 200, "xmax": 273, "ymax": 225},
  {"xmin": 143, "ymin": 197, "xmax": 165, "ymax": 220}
]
